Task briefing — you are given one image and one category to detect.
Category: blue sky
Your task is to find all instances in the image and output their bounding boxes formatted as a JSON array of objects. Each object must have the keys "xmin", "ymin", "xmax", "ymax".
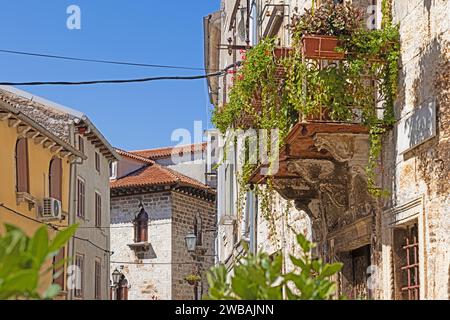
[{"xmin": 0, "ymin": 1, "xmax": 219, "ymax": 150}]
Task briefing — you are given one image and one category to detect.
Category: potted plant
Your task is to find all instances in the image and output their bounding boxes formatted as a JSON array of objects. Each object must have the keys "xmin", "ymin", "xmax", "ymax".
[
  {"xmin": 184, "ymin": 274, "xmax": 201, "ymax": 286},
  {"xmin": 291, "ymin": 0, "xmax": 364, "ymax": 60}
]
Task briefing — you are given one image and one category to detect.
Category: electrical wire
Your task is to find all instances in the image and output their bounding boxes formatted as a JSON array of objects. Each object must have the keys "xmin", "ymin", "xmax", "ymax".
[
  {"xmin": 0, "ymin": 203, "xmax": 59, "ymax": 230},
  {"xmin": 0, "ymin": 203, "xmax": 110, "ymax": 253},
  {"xmin": 0, "ymin": 62, "xmax": 241, "ymax": 87},
  {"xmin": 73, "ymin": 236, "xmax": 110, "ymax": 253},
  {"xmin": 0, "ymin": 72, "xmax": 224, "ymax": 87},
  {"xmin": 0, "ymin": 48, "xmax": 217, "ymax": 72}
]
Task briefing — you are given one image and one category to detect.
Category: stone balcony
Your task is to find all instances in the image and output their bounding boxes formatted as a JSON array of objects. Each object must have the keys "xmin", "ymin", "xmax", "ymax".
[{"xmin": 249, "ymin": 120, "xmax": 377, "ymax": 257}]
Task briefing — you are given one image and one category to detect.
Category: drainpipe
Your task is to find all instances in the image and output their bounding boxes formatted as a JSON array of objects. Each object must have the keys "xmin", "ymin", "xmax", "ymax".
[{"xmin": 67, "ymin": 123, "xmax": 78, "ymax": 301}]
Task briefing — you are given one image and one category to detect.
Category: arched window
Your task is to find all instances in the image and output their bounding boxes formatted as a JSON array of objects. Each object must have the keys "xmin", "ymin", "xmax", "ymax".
[
  {"xmin": 49, "ymin": 158, "xmax": 62, "ymax": 200},
  {"xmin": 15, "ymin": 138, "xmax": 29, "ymax": 193},
  {"xmin": 134, "ymin": 207, "xmax": 149, "ymax": 243}
]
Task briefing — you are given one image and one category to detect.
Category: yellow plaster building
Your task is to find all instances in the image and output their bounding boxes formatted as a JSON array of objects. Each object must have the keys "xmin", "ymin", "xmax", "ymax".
[{"xmin": 0, "ymin": 98, "xmax": 85, "ymax": 297}]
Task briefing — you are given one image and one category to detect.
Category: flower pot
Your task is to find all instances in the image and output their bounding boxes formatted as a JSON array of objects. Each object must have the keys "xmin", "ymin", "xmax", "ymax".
[
  {"xmin": 305, "ymin": 106, "xmax": 332, "ymax": 121},
  {"xmin": 273, "ymin": 47, "xmax": 292, "ymax": 60},
  {"xmin": 187, "ymin": 280, "xmax": 197, "ymax": 286},
  {"xmin": 302, "ymin": 35, "xmax": 345, "ymax": 60}
]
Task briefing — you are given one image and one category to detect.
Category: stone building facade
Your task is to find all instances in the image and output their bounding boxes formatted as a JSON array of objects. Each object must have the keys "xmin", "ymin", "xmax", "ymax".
[
  {"xmin": 205, "ymin": 0, "xmax": 449, "ymax": 300},
  {"xmin": 110, "ymin": 147, "xmax": 216, "ymax": 300},
  {"xmin": 378, "ymin": 0, "xmax": 450, "ymax": 300}
]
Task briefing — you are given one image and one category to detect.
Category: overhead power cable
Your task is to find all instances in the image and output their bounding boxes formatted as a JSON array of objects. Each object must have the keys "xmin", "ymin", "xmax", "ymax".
[
  {"xmin": 0, "ymin": 62, "xmax": 241, "ymax": 87},
  {"xmin": 0, "ymin": 73, "xmax": 223, "ymax": 86},
  {"xmin": 0, "ymin": 48, "xmax": 216, "ymax": 71}
]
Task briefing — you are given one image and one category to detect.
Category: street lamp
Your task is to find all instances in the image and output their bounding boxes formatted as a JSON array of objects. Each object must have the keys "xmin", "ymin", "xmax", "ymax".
[
  {"xmin": 112, "ymin": 268, "xmax": 121, "ymax": 286},
  {"xmin": 185, "ymin": 233, "xmax": 197, "ymax": 253}
]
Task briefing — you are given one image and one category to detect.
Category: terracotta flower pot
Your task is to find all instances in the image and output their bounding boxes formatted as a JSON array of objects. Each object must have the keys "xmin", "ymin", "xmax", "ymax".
[
  {"xmin": 302, "ymin": 35, "xmax": 345, "ymax": 60},
  {"xmin": 305, "ymin": 106, "xmax": 332, "ymax": 121}
]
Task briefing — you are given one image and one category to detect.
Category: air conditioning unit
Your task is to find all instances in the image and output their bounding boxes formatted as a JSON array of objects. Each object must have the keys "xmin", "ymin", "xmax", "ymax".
[{"xmin": 41, "ymin": 198, "xmax": 62, "ymax": 221}]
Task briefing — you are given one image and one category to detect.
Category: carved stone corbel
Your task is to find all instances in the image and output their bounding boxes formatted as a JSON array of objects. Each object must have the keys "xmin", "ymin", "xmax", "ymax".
[
  {"xmin": 314, "ymin": 133, "xmax": 370, "ymax": 164},
  {"xmin": 286, "ymin": 159, "xmax": 335, "ymax": 186}
]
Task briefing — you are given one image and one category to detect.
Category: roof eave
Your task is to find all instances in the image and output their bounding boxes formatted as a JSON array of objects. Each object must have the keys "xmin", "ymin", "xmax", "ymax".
[{"xmin": 0, "ymin": 99, "xmax": 86, "ymax": 161}]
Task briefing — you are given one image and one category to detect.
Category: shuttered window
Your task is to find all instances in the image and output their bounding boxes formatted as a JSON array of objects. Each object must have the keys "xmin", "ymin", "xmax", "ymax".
[
  {"xmin": 49, "ymin": 158, "xmax": 62, "ymax": 201},
  {"xmin": 78, "ymin": 135, "xmax": 84, "ymax": 153},
  {"xmin": 95, "ymin": 152, "xmax": 101, "ymax": 173},
  {"xmin": 77, "ymin": 178, "xmax": 85, "ymax": 218},
  {"xmin": 74, "ymin": 254, "xmax": 84, "ymax": 298},
  {"xmin": 53, "ymin": 247, "xmax": 65, "ymax": 290},
  {"xmin": 95, "ymin": 192, "xmax": 102, "ymax": 228},
  {"xmin": 94, "ymin": 258, "xmax": 102, "ymax": 300},
  {"xmin": 15, "ymin": 139, "xmax": 29, "ymax": 193}
]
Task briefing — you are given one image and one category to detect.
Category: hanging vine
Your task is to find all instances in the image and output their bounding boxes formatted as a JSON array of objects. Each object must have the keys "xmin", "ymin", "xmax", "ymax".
[{"xmin": 212, "ymin": 0, "xmax": 401, "ymax": 227}]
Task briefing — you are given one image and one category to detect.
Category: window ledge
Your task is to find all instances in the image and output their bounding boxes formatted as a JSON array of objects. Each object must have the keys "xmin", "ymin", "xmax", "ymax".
[
  {"xmin": 16, "ymin": 192, "xmax": 37, "ymax": 209},
  {"xmin": 128, "ymin": 242, "xmax": 150, "ymax": 251}
]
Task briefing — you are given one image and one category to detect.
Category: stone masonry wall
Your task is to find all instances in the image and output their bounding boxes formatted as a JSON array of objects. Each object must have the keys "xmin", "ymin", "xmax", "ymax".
[
  {"xmin": 380, "ymin": 0, "xmax": 450, "ymax": 300},
  {"xmin": 110, "ymin": 192, "xmax": 173, "ymax": 300},
  {"xmin": 256, "ymin": 191, "xmax": 313, "ymax": 274},
  {"xmin": 171, "ymin": 191, "xmax": 216, "ymax": 300}
]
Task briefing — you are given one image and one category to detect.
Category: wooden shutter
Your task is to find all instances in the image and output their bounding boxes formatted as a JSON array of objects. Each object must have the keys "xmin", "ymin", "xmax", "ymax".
[
  {"xmin": 77, "ymin": 179, "xmax": 85, "ymax": 218},
  {"xmin": 118, "ymin": 284, "xmax": 128, "ymax": 300},
  {"xmin": 78, "ymin": 136, "xmax": 84, "ymax": 153},
  {"xmin": 95, "ymin": 152, "xmax": 100, "ymax": 172},
  {"xmin": 95, "ymin": 259, "xmax": 101, "ymax": 300},
  {"xmin": 140, "ymin": 221, "xmax": 148, "ymax": 242},
  {"xmin": 95, "ymin": 193, "xmax": 102, "ymax": 227},
  {"xmin": 75, "ymin": 254, "xmax": 84, "ymax": 297},
  {"xmin": 53, "ymin": 247, "xmax": 65, "ymax": 289},
  {"xmin": 49, "ymin": 158, "xmax": 62, "ymax": 200},
  {"xmin": 15, "ymin": 139, "xmax": 29, "ymax": 193}
]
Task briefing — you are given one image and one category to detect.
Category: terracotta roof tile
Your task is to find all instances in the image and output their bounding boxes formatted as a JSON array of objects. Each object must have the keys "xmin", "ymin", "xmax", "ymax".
[
  {"xmin": 130, "ymin": 142, "xmax": 207, "ymax": 160},
  {"xmin": 115, "ymin": 148, "xmax": 155, "ymax": 164},
  {"xmin": 110, "ymin": 163, "xmax": 214, "ymax": 194}
]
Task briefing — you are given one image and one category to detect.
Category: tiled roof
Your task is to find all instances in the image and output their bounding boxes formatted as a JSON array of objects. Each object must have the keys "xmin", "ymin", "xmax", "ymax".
[
  {"xmin": 0, "ymin": 88, "xmax": 74, "ymax": 143},
  {"xmin": 115, "ymin": 148, "xmax": 155, "ymax": 164},
  {"xmin": 130, "ymin": 142, "xmax": 207, "ymax": 160},
  {"xmin": 0, "ymin": 86, "xmax": 119, "ymax": 161},
  {"xmin": 110, "ymin": 162, "xmax": 214, "ymax": 194}
]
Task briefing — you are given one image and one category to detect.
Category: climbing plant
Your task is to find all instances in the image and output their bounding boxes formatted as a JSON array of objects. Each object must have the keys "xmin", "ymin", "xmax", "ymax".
[{"xmin": 212, "ymin": 0, "xmax": 400, "ymax": 216}]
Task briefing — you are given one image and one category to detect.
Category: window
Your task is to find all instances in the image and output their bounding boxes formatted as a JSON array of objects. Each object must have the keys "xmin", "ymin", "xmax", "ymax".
[
  {"xmin": 95, "ymin": 152, "xmax": 101, "ymax": 173},
  {"xmin": 49, "ymin": 158, "xmax": 62, "ymax": 201},
  {"xmin": 394, "ymin": 223, "xmax": 420, "ymax": 300},
  {"xmin": 15, "ymin": 138, "xmax": 29, "ymax": 193},
  {"xmin": 74, "ymin": 254, "xmax": 84, "ymax": 298},
  {"xmin": 194, "ymin": 214, "xmax": 203, "ymax": 246},
  {"xmin": 109, "ymin": 161, "xmax": 117, "ymax": 179},
  {"xmin": 95, "ymin": 192, "xmax": 102, "ymax": 228},
  {"xmin": 77, "ymin": 178, "xmax": 85, "ymax": 218},
  {"xmin": 52, "ymin": 247, "xmax": 65, "ymax": 290},
  {"xmin": 225, "ymin": 163, "xmax": 235, "ymax": 215},
  {"xmin": 94, "ymin": 258, "xmax": 102, "ymax": 300},
  {"xmin": 134, "ymin": 207, "xmax": 149, "ymax": 243},
  {"xmin": 244, "ymin": 191, "xmax": 255, "ymax": 238},
  {"xmin": 78, "ymin": 135, "xmax": 84, "ymax": 153}
]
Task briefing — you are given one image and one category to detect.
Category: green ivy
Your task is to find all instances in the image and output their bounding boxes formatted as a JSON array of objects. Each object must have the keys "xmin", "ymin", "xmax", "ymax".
[
  {"xmin": 213, "ymin": 0, "xmax": 400, "ymax": 202},
  {"xmin": 212, "ymin": 38, "xmax": 297, "ymax": 141}
]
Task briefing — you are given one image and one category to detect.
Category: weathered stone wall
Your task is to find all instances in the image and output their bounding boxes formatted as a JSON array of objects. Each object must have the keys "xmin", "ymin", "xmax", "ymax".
[
  {"xmin": 256, "ymin": 191, "xmax": 313, "ymax": 273},
  {"xmin": 380, "ymin": 0, "xmax": 450, "ymax": 300},
  {"xmin": 110, "ymin": 192, "xmax": 173, "ymax": 300},
  {"xmin": 171, "ymin": 191, "xmax": 217, "ymax": 300}
]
